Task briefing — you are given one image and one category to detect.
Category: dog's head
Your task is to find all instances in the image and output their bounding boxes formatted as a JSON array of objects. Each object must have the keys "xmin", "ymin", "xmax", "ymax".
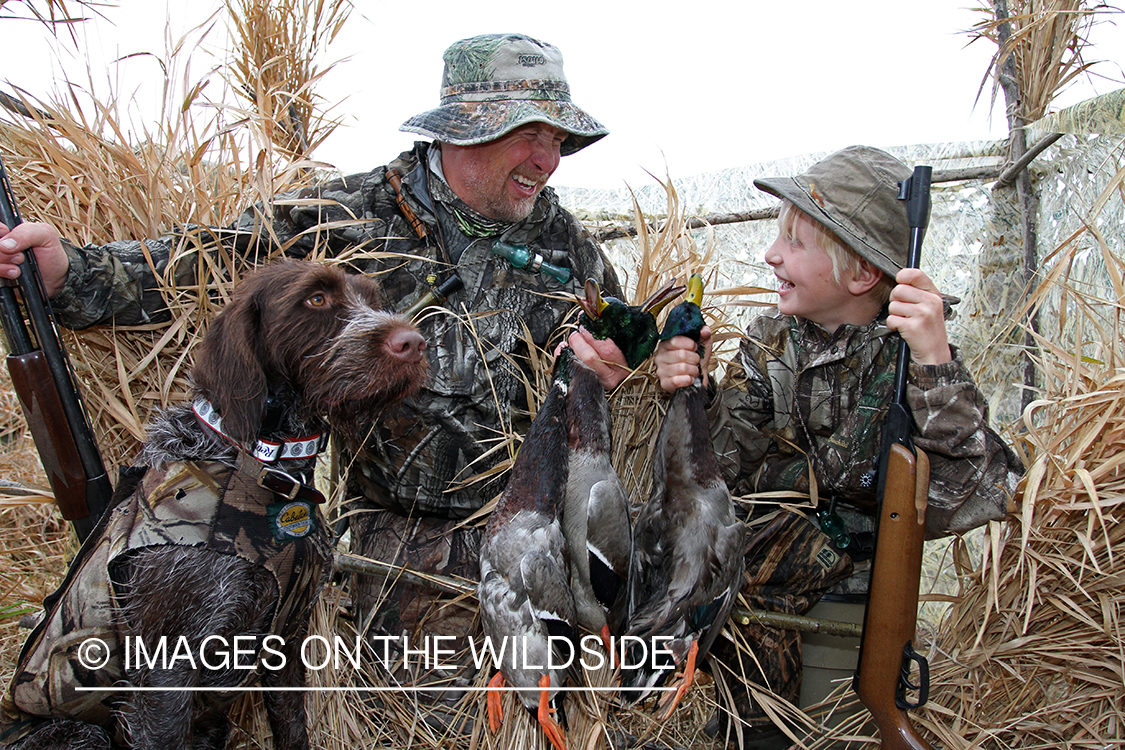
[{"xmin": 192, "ymin": 260, "xmax": 428, "ymax": 445}]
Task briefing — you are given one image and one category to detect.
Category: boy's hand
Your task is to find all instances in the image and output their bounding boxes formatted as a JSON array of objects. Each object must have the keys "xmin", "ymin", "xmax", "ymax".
[
  {"xmin": 654, "ymin": 325, "xmax": 712, "ymax": 393},
  {"xmin": 0, "ymin": 221, "xmax": 69, "ymax": 298},
  {"xmin": 887, "ymin": 268, "xmax": 952, "ymax": 365},
  {"xmin": 557, "ymin": 328, "xmax": 632, "ymax": 390}
]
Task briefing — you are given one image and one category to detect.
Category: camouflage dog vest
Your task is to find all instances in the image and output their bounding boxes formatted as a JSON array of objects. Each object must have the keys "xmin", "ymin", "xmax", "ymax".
[{"xmin": 3, "ymin": 456, "xmax": 331, "ymax": 732}]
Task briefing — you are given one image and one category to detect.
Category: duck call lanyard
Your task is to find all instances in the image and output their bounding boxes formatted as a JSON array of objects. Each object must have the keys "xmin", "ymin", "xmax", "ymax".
[
  {"xmin": 385, "ymin": 167, "xmax": 439, "ymax": 251},
  {"xmin": 386, "ymin": 167, "xmax": 468, "ymax": 312}
]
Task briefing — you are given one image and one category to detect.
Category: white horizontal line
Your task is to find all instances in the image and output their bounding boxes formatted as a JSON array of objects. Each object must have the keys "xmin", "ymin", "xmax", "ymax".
[{"xmin": 78, "ymin": 686, "xmax": 675, "ymax": 693}]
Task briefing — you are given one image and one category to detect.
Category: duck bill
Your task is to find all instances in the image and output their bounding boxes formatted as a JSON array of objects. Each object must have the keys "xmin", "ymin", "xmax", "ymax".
[
  {"xmin": 577, "ymin": 277, "xmax": 609, "ymax": 320},
  {"xmin": 641, "ymin": 278, "xmax": 687, "ymax": 316},
  {"xmin": 685, "ymin": 273, "xmax": 704, "ymax": 307}
]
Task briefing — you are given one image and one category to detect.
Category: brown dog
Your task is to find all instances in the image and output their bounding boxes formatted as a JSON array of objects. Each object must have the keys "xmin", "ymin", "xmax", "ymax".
[{"xmin": 3, "ymin": 260, "xmax": 427, "ymax": 750}]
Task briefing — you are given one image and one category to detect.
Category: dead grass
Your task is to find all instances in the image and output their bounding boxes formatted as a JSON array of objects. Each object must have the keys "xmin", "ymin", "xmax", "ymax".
[
  {"xmin": 905, "ymin": 166, "xmax": 1125, "ymax": 750},
  {"xmin": 1, "ymin": 0, "xmax": 347, "ymax": 471},
  {"xmin": 968, "ymin": 0, "xmax": 1113, "ymax": 123}
]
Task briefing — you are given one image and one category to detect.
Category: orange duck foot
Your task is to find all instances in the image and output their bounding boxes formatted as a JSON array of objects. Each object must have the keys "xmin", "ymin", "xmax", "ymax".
[
  {"xmin": 655, "ymin": 639, "xmax": 699, "ymax": 721},
  {"xmin": 600, "ymin": 624, "xmax": 616, "ymax": 670},
  {"xmin": 487, "ymin": 671, "xmax": 505, "ymax": 733},
  {"xmin": 538, "ymin": 674, "xmax": 567, "ymax": 750}
]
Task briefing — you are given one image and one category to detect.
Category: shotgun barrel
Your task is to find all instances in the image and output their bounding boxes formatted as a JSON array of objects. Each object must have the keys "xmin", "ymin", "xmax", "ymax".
[{"xmin": 0, "ymin": 156, "xmax": 111, "ymax": 540}]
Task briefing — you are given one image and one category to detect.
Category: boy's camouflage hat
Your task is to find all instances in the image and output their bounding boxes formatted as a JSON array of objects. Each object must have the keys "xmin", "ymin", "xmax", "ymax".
[
  {"xmin": 400, "ymin": 33, "xmax": 608, "ymax": 157},
  {"xmin": 754, "ymin": 145, "xmax": 913, "ymax": 278}
]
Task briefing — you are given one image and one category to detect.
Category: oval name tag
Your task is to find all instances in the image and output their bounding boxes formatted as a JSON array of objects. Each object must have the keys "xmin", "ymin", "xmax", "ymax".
[{"xmin": 268, "ymin": 500, "xmax": 316, "ymax": 541}]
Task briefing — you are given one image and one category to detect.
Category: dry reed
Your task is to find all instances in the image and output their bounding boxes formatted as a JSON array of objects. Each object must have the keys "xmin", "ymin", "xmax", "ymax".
[
  {"xmin": 0, "ymin": 0, "xmax": 112, "ymax": 38},
  {"xmin": 968, "ymin": 0, "xmax": 1111, "ymax": 122},
  {"xmin": 903, "ymin": 164, "xmax": 1125, "ymax": 750},
  {"xmin": 0, "ymin": 0, "xmax": 348, "ymax": 474}
]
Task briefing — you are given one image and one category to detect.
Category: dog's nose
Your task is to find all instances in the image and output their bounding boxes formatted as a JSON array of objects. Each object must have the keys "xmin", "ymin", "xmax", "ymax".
[{"xmin": 386, "ymin": 327, "xmax": 426, "ymax": 363}]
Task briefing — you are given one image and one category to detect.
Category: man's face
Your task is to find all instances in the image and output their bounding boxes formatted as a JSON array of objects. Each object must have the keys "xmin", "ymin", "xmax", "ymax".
[{"xmin": 441, "ymin": 123, "xmax": 566, "ymax": 222}]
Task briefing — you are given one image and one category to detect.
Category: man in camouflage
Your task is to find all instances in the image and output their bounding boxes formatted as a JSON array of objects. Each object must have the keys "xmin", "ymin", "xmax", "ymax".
[
  {"xmin": 0, "ymin": 33, "xmax": 626, "ymax": 735},
  {"xmin": 655, "ymin": 146, "xmax": 1025, "ymax": 749}
]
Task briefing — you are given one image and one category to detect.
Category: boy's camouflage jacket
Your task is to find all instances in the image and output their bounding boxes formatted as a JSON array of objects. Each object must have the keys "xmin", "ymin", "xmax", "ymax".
[
  {"xmin": 708, "ymin": 307, "xmax": 1024, "ymax": 538},
  {"xmin": 50, "ymin": 141, "xmax": 621, "ymax": 519}
]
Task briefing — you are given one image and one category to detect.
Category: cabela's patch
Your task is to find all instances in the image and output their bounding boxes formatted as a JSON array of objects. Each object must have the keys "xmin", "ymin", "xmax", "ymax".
[{"xmin": 268, "ymin": 501, "xmax": 317, "ymax": 542}]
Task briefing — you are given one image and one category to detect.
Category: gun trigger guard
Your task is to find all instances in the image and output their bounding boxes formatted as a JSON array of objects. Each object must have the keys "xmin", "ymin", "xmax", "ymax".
[{"xmin": 895, "ymin": 641, "xmax": 930, "ymax": 710}]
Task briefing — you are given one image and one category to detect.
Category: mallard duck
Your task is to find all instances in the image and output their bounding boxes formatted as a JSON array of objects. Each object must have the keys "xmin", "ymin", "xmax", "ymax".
[
  {"xmin": 620, "ymin": 274, "xmax": 745, "ymax": 719},
  {"xmin": 479, "ymin": 374, "xmax": 576, "ymax": 750},
  {"xmin": 577, "ymin": 278, "xmax": 685, "ymax": 369},
  {"xmin": 560, "ymin": 347, "xmax": 631, "ymax": 658},
  {"xmin": 565, "ymin": 278, "xmax": 683, "ymax": 655}
]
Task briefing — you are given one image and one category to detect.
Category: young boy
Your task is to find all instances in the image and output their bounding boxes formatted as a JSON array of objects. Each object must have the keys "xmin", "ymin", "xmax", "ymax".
[{"xmin": 654, "ymin": 145, "xmax": 1024, "ymax": 748}]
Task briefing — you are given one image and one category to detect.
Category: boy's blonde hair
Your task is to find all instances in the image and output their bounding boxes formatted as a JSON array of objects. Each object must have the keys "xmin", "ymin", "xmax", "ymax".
[{"xmin": 778, "ymin": 200, "xmax": 895, "ymax": 304}]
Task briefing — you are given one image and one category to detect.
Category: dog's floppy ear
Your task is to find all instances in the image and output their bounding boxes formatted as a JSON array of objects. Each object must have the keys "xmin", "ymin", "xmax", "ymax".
[{"xmin": 191, "ymin": 284, "xmax": 268, "ymax": 447}]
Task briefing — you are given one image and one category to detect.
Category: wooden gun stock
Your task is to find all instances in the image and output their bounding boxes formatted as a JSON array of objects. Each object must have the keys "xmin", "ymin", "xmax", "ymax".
[
  {"xmin": 852, "ymin": 164, "xmax": 936, "ymax": 748},
  {"xmin": 855, "ymin": 443, "xmax": 932, "ymax": 750},
  {"xmin": 6, "ymin": 350, "xmax": 87, "ymax": 516}
]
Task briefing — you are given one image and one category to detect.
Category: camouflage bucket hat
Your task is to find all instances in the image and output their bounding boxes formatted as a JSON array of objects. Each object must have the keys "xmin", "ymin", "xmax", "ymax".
[
  {"xmin": 400, "ymin": 33, "xmax": 608, "ymax": 157},
  {"xmin": 754, "ymin": 145, "xmax": 913, "ymax": 278}
]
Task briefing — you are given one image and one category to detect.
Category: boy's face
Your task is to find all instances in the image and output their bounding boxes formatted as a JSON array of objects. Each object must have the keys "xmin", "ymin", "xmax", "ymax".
[{"xmin": 764, "ymin": 210, "xmax": 872, "ymax": 332}]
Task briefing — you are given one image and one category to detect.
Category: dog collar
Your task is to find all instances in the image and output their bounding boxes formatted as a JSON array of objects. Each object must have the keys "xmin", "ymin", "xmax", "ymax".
[
  {"xmin": 192, "ymin": 398, "xmax": 325, "ymax": 463},
  {"xmin": 233, "ymin": 452, "xmax": 327, "ymax": 506}
]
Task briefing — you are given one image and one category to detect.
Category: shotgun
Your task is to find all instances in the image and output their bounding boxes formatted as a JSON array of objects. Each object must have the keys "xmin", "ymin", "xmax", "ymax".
[
  {"xmin": 0, "ymin": 155, "xmax": 112, "ymax": 541},
  {"xmin": 852, "ymin": 165, "xmax": 934, "ymax": 750}
]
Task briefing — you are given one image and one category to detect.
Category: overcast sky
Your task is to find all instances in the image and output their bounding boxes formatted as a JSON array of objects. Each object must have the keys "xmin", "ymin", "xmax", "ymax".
[{"xmin": 4, "ymin": 1, "xmax": 1125, "ymax": 189}]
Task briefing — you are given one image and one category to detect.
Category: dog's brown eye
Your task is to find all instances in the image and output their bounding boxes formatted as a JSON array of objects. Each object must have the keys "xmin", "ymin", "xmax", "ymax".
[{"xmin": 307, "ymin": 293, "xmax": 327, "ymax": 308}]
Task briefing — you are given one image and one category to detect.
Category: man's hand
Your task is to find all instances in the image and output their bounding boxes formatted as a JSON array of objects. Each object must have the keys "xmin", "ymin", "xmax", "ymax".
[
  {"xmin": 0, "ymin": 221, "xmax": 70, "ymax": 298},
  {"xmin": 886, "ymin": 268, "xmax": 952, "ymax": 365},
  {"xmin": 558, "ymin": 327, "xmax": 632, "ymax": 390},
  {"xmin": 654, "ymin": 325, "xmax": 712, "ymax": 393}
]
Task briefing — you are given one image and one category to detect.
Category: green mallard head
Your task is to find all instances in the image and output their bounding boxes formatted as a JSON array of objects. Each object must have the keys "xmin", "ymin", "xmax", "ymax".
[
  {"xmin": 577, "ymin": 278, "xmax": 685, "ymax": 369},
  {"xmin": 659, "ymin": 273, "xmax": 706, "ymax": 351},
  {"xmin": 551, "ymin": 343, "xmax": 576, "ymax": 385}
]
